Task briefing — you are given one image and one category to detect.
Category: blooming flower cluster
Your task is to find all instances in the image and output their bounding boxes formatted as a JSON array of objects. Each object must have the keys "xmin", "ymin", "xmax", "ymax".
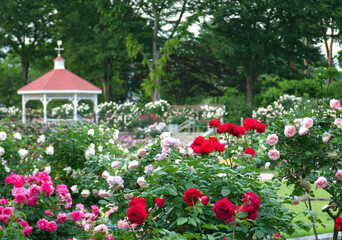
[
  {"xmin": 213, "ymin": 192, "xmax": 261, "ymax": 223},
  {"xmin": 191, "ymin": 136, "xmax": 225, "ymax": 154},
  {"xmin": 126, "ymin": 197, "xmax": 149, "ymax": 225}
]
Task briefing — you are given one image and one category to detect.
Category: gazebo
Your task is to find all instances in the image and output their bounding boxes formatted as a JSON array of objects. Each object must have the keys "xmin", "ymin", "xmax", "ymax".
[{"xmin": 17, "ymin": 42, "xmax": 102, "ymax": 124}]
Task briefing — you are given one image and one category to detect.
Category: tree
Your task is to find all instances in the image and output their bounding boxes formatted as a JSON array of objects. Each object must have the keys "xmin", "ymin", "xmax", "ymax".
[
  {"xmin": 125, "ymin": 0, "xmax": 205, "ymax": 101},
  {"xmin": 161, "ymin": 41, "xmax": 226, "ymax": 104},
  {"xmin": 202, "ymin": 0, "xmax": 322, "ymax": 107},
  {"xmin": 0, "ymin": 0, "xmax": 56, "ymax": 84},
  {"xmin": 52, "ymin": 0, "xmax": 147, "ymax": 102}
]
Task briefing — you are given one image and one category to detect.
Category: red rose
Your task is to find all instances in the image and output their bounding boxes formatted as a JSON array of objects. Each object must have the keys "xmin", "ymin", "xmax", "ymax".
[
  {"xmin": 209, "ymin": 120, "xmax": 221, "ymax": 129},
  {"xmin": 236, "ymin": 126, "xmax": 246, "ymax": 138},
  {"xmin": 255, "ymin": 122, "xmax": 265, "ymax": 133},
  {"xmin": 208, "ymin": 137, "xmax": 219, "ymax": 143},
  {"xmin": 213, "ymin": 142, "xmax": 225, "ymax": 154},
  {"xmin": 201, "ymin": 196, "xmax": 210, "ymax": 205},
  {"xmin": 243, "ymin": 118, "xmax": 255, "ymax": 131},
  {"xmin": 237, "ymin": 205, "xmax": 258, "ymax": 220},
  {"xmin": 190, "ymin": 136, "xmax": 205, "ymax": 149},
  {"xmin": 243, "ymin": 118, "xmax": 265, "ymax": 133},
  {"xmin": 201, "ymin": 140, "xmax": 214, "ymax": 154},
  {"xmin": 155, "ymin": 198, "xmax": 165, "ymax": 207},
  {"xmin": 183, "ymin": 188, "xmax": 203, "ymax": 206},
  {"xmin": 336, "ymin": 217, "xmax": 342, "ymax": 231},
  {"xmin": 193, "ymin": 145, "xmax": 204, "ymax": 154},
  {"xmin": 127, "ymin": 204, "xmax": 149, "ymax": 225},
  {"xmin": 129, "ymin": 197, "xmax": 146, "ymax": 207},
  {"xmin": 217, "ymin": 124, "xmax": 228, "ymax": 134},
  {"xmin": 244, "ymin": 147, "xmax": 255, "ymax": 157},
  {"xmin": 241, "ymin": 192, "xmax": 260, "ymax": 213},
  {"xmin": 212, "ymin": 197, "xmax": 237, "ymax": 223}
]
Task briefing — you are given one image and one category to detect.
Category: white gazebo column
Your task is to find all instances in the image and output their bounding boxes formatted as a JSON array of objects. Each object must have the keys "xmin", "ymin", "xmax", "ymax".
[
  {"xmin": 22, "ymin": 96, "xmax": 26, "ymax": 124},
  {"xmin": 93, "ymin": 97, "xmax": 98, "ymax": 123},
  {"xmin": 73, "ymin": 93, "xmax": 78, "ymax": 121},
  {"xmin": 42, "ymin": 94, "xmax": 48, "ymax": 123}
]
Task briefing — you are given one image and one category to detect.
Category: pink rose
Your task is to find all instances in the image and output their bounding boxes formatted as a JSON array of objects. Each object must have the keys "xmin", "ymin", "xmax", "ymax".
[
  {"xmin": 29, "ymin": 185, "xmax": 41, "ymax": 196},
  {"xmin": 20, "ymin": 220, "xmax": 28, "ymax": 228},
  {"xmin": 301, "ymin": 118, "xmax": 313, "ymax": 129},
  {"xmin": 37, "ymin": 218, "xmax": 49, "ymax": 230},
  {"xmin": 322, "ymin": 133, "xmax": 332, "ymax": 143},
  {"xmin": 46, "ymin": 221, "xmax": 57, "ymax": 232},
  {"xmin": 93, "ymin": 224, "xmax": 108, "ymax": 237},
  {"xmin": 44, "ymin": 210, "xmax": 54, "ymax": 216},
  {"xmin": 0, "ymin": 199, "xmax": 8, "ymax": 205},
  {"xmin": 15, "ymin": 193, "xmax": 27, "ymax": 204},
  {"xmin": 27, "ymin": 196, "xmax": 37, "ymax": 206},
  {"xmin": 57, "ymin": 213, "xmax": 68, "ymax": 223},
  {"xmin": 71, "ymin": 210, "xmax": 82, "ymax": 221},
  {"xmin": 336, "ymin": 170, "xmax": 342, "ymax": 181},
  {"xmin": 334, "ymin": 118, "xmax": 342, "ymax": 128},
  {"xmin": 266, "ymin": 134, "xmax": 278, "ymax": 146},
  {"xmin": 138, "ymin": 149, "xmax": 147, "ymax": 158},
  {"xmin": 284, "ymin": 126, "xmax": 296, "ymax": 137},
  {"xmin": 124, "ymin": 193, "xmax": 134, "ymax": 200},
  {"xmin": 23, "ymin": 226, "xmax": 33, "ymax": 236},
  {"xmin": 2, "ymin": 207, "xmax": 13, "ymax": 216},
  {"xmin": 298, "ymin": 127, "xmax": 309, "ymax": 136},
  {"xmin": 330, "ymin": 99, "xmax": 341, "ymax": 109},
  {"xmin": 117, "ymin": 219, "xmax": 129, "ymax": 229},
  {"xmin": 315, "ymin": 176, "xmax": 327, "ymax": 188},
  {"xmin": 268, "ymin": 150, "xmax": 280, "ymax": 160}
]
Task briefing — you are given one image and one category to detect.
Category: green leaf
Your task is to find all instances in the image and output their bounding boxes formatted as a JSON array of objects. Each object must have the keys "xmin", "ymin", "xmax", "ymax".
[
  {"xmin": 221, "ymin": 188, "xmax": 230, "ymax": 196},
  {"xmin": 255, "ymin": 230, "xmax": 264, "ymax": 238},
  {"xmin": 188, "ymin": 218, "xmax": 197, "ymax": 227},
  {"xmin": 177, "ymin": 217, "xmax": 188, "ymax": 225}
]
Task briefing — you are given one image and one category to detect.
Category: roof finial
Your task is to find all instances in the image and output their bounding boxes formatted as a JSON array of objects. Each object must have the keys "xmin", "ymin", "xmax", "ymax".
[{"xmin": 55, "ymin": 40, "xmax": 64, "ymax": 56}]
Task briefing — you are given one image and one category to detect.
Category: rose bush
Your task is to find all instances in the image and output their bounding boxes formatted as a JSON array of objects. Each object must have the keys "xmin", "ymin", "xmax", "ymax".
[{"xmin": 265, "ymin": 98, "xmax": 342, "ymax": 239}]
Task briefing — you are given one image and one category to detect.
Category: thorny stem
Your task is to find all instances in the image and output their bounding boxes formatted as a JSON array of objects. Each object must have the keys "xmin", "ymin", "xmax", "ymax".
[{"xmin": 304, "ymin": 194, "xmax": 318, "ymax": 240}]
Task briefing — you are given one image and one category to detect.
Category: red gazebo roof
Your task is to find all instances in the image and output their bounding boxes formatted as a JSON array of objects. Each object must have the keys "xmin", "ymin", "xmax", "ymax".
[{"xmin": 18, "ymin": 69, "xmax": 101, "ymax": 93}]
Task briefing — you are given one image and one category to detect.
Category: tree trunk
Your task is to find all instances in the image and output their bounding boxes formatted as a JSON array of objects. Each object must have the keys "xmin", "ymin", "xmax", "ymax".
[
  {"xmin": 21, "ymin": 61, "xmax": 29, "ymax": 83},
  {"xmin": 152, "ymin": 3, "xmax": 160, "ymax": 102},
  {"xmin": 246, "ymin": 75, "xmax": 253, "ymax": 107},
  {"xmin": 304, "ymin": 37, "xmax": 308, "ymax": 74},
  {"xmin": 101, "ymin": 77, "xmax": 111, "ymax": 102}
]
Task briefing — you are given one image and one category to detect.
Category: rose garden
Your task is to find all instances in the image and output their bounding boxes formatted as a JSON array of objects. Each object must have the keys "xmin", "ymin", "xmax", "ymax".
[{"xmin": 0, "ymin": 97, "xmax": 340, "ymax": 240}]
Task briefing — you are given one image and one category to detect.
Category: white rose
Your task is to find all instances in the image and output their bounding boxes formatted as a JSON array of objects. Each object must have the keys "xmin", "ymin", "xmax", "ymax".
[
  {"xmin": 160, "ymin": 132, "xmax": 171, "ymax": 140},
  {"xmin": 98, "ymin": 146, "xmax": 103, "ymax": 152},
  {"xmin": 37, "ymin": 135, "xmax": 45, "ymax": 144},
  {"xmin": 92, "ymin": 189, "xmax": 99, "ymax": 196},
  {"xmin": 137, "ymin": 177, "xmax": 149, "ymax": 188},
  {"xmin": 18, "ymin": 149, "xmax": 29, "ymax": 159},
  {"xmin": 13, "ymin": 132, "xmax": 22, "ymax": 140},
  {"xmin": 0, "ymin": 147, "xmax": 4, "ymax": 156},
  {"xmin": 71, "ymin": 185, "xmax": 78, "ymax": 193},
  {"xmin": 128, "ymin": 160, "xmax": 139, "ymax": 170},
  {"xmin": 88, "ymin": 129, "xmax": 94, "ymax": 136},
  {"xmin": 44, "ymin": 165, "xmax": 51, "ymax": 174},
  {"xmin": 265, "ymin": 162, "xmax": 270, "ymax": 170},
  {"xmin": 46, "ymin": 145, "xmax": 54, "ymax": 155},
  {"xmin": 108, "ymin": 139, "xmax": 114, "ymax": 145},
  {"xmin": 111, "ymin": 161, "xmax": 120, "ymax": 169},
  {"xmin": 0, "ymin": 132, "xmax": 7, "ymax": 141},
  {"xmin": 81, "ymin": 190, "xmax": 91, "ymax": 197},
  {"xmin": 102, "ymin": 171, "xmax": 110, "ymax": 179}
]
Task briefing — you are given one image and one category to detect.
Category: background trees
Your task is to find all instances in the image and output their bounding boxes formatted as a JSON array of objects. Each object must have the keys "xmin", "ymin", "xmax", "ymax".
[{"xmin": 0, "ymin": 0, "xmax": 341, "ymax": 115}]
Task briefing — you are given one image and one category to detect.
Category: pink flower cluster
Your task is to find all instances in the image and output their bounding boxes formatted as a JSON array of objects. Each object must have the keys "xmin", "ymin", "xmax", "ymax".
[
  {"xmin": 70, "ymin": 204, "xmax": 100, "ymax": 232},
  {"xmin": 0, "ymin": 202, "xmax": 33, "ymax": 236},
  {"xmin": 56, "ymin": 184, "xmax": 72, "ymax": 209},
  {"xmin": 37, "ymin": 218, "xmax": 57, "ymax": 232}
]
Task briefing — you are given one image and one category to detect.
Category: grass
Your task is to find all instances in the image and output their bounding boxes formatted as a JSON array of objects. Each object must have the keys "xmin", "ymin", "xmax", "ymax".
[{"xmin": 274, "ymin": 182, "xmax": 334, "ymax": 238}]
